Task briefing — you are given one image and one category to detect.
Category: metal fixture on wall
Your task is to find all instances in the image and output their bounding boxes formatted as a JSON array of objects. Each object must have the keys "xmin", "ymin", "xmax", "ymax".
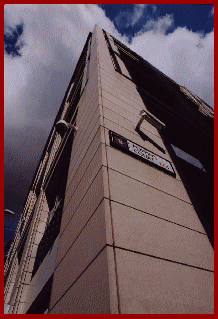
[
  {"xmin": 55, "ymin": 120, "xmax": 78, "ymax": 135},
  {"xmin": 136, "ymin": 110, "xmax": 165, "ymax": 132}
]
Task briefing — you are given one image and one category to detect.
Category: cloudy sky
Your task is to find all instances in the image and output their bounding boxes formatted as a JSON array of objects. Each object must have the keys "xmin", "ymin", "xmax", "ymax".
[{"xmin": 4, "ymin": 4, "xmax": 214, "ymax": 225}]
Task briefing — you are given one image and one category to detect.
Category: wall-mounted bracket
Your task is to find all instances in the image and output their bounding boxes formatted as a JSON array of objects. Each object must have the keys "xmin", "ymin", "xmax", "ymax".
[
  {"xmin": 136, "ymin": 110, "xmax": 165, "ymax": 132},
  {"xmin": 55, "ymin": 120, "xmax": 78, "ymax": 135}
]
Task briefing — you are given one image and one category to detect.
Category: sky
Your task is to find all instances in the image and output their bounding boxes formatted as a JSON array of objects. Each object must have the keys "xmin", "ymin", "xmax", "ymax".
[{"xmin": 4, "ymin": 4, "xmax": 214, "ymax": 229}]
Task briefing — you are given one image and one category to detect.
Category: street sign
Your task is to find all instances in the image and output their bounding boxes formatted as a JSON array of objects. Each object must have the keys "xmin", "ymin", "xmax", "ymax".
[{"xmin": 109, "ymin": 130, "xmax": 176, "ymax": 177}]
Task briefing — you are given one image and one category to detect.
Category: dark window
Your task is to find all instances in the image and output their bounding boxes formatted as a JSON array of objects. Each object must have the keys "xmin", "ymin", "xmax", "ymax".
[
  {"xmin": 113, "ymin": 36, "xmax": 156, "ymax": 78},
  {"xmin": 103, "ymin": 30, "xmax": 121, "ymax": 73},
  {"xmin": 4, "ymin": 239, "xmax": 13, "ymax": 264},
  {"xmin": 81, "ymin": 51, "xmax": 90, "ymax": 94},
  {"xmin": 26, "ymin": 275, "xmax": 53, "ymax": 314},
  {"xmin": 164, "ymin": 133, "xmax": 214, "ymax": 248},
  {"xmin": 31, "ymin": 200, "xmax": 63, "ymax": 278},
  {"xmin": 109, "ymin": 36, "xmax": 210, "ymax": 128},
  {"xmin": 64, "ymin": 33, "xmax": 92, "ymax": 123},
  {"xmin": 173, "ymin": 147, "xmax": 213, "ymax": 247},
  {"xmin": 17, "ymin": 212, "xmax": 34, "ymax": 264},
  {"xmin": 171, "ymin": 145, "xmax": 206, "ymax": 171},
  {"xmin": 32, "ymin": 133, "xmax": 74, "ymax": 278},
  {"xmin": 106, "ymin": 34, "xmax": 181, "ymax": 114}
]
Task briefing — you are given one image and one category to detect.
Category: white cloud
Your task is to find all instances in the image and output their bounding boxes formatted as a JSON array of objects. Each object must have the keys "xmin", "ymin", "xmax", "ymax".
[
  {"xmin": 129, "ymin": 21, "xmax": 214, "ymax": 107},
  {"xmin": 210, "ymin": 6, "xmax": 214, "ymax": 16},
  {"xmin": 130, "ymin": 4, "xmax": 147, "ymax": 27},
  {"xmin": 114, "ymin": 4, "xmax": 147, "ymax": 28},
  {"xmin": 4, "ymin": 4, "xmax": 121, "ymax": 131},
  {"xmin": 141, "ymin": 14, "xmax": 174, "ymax": 34}
]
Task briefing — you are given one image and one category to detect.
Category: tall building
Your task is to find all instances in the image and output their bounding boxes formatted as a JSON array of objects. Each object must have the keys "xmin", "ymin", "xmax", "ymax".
[{"xmin": 4, "ymin": 25, "xmax": 214, "ymax": 314}]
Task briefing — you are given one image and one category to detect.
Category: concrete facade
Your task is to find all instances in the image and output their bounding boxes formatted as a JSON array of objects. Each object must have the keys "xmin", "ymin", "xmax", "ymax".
[{"xmin": 4, "ymin": 26, "xmax": 214, "ymax": 314}]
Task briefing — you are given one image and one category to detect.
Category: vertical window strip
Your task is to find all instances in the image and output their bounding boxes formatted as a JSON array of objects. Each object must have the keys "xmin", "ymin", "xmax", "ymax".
[
  {"xmin": 81, "ymin": 54, "xmax": 90, "ymax": 93},
  {"xmin": 102, "ymin": 30, "xmax": 121, "ymax": 73},
  {"xmin": 86, "ymin": 54, "xmax": 90, "ymax": 84},
  {"xmin": 80, "ymin": 36, "xmax": 92, "ymax": 93}
]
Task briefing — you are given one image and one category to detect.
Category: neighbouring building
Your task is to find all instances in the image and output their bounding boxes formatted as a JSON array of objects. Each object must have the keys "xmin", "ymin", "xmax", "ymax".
[{"xmin": 4, "ymin": 25, "xmax": 214, "ymax": 314}]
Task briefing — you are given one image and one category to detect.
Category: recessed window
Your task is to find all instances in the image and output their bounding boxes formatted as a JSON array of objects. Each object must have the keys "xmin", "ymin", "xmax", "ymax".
[
  {"xmin": 32, "ymin": 133, "xmax": 73, "ymax": 278},
  {"xmin": 171, "ymin": 144, "xmax": 206, "ymax": 172}
]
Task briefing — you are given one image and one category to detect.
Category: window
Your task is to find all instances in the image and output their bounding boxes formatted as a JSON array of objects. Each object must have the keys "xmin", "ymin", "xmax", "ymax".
[
  {"xmin": 26, "ymin": 275, "xmax": 53, "ymax": 314},
  {"xmin": 64, "ymin": 33, "xmax": 92, "ymax": 123},
  {"xmin": 32, "ymin": 133, "xmax": 73, "ymax": 278},
  {"xmin": 17, "ymin": 211, "xmax": 34, "ymax": 264},
  {"xmin": 168, "ymin": 141, "xmax": 213, "ymax": 247},
  {"xmin": 103, "ymin": 31, "xmax": 178, "ymax": 111},
  {"xmin": 171, "ymin": 144, "xmax": 206, "ymax": 172},
  {"xmin": 81, "ymin": 52, "xmax": 90, "ymax": 93},
  {"xmin": 103, "ymin": 30, "xmax": 121, "ymax": 73}
]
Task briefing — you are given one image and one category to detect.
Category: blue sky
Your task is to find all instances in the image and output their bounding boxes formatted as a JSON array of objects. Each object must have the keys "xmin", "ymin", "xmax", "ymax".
[
  {"xmin": 99, "ymin": 4, "xmax": 214, "ymax": 40},
  {"xmin": 4, "ymin": 4, "xmax": 214, "ymax": 237},
  {"xmin": 4, "ymin": 23, "xmax": 24, "ymax": 56}
]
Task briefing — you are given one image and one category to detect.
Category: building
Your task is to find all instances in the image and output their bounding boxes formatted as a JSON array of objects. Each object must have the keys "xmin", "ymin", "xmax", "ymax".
[{"xmin": 4, "ymin": 25, "xmax": 214, "ymax": 314}]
